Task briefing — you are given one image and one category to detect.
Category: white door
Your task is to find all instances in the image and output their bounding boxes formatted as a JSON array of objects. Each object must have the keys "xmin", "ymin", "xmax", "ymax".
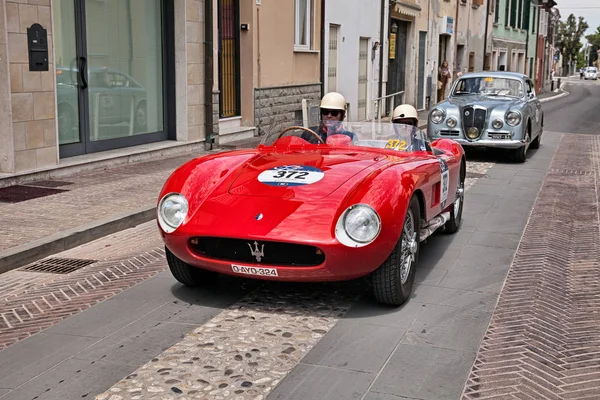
[
  {"xmin": 328, "ymin": 25, "xmax": 339, "ymax": 92},
  {"xmin": 358, "ymin": 38, "xmax": 369, "ymax": 120}
]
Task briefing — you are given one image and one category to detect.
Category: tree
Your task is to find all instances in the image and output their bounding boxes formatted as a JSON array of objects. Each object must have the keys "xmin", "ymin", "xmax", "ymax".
[
  {"xmin": 555, "ymin": 14, "xmax": 589, "ymax": 73},
  {"xmin": 576, "ymin": 50, "xmax": 586, "ymax": 69},
  {"xmin": 586, "ymin": 26, "xmax": 600, "ymax": 48}
]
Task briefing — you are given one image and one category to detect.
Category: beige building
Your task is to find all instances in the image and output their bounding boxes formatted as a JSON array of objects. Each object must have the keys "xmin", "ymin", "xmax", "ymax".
[
  {"xmin": 454, "ymin": 0, "xmax": 490, "ymax": 78},
  {"xmin": 222, "ymin": 0, "xmax": 322, "ymax": 139},
  {"xmin": 0, "ymin": 0, "xmax": 322, "ymax": 177}
]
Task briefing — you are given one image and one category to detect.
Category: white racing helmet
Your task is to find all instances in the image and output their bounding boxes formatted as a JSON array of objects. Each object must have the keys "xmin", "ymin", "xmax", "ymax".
[{"xmin": 391, "ymin": 104, "xmax": 419, "ymax": 125}]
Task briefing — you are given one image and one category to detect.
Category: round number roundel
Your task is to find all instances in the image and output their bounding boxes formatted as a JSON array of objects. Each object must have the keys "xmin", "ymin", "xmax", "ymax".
[{"xmin": 258, "ymin": 165, "xmax": 325, "ymax": 187}]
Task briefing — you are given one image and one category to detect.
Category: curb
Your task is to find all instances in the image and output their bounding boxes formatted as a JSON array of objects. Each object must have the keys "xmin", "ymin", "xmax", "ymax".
[{"xmin": 0, "ymin": 206, "xmax": 156, "ymax": 274}]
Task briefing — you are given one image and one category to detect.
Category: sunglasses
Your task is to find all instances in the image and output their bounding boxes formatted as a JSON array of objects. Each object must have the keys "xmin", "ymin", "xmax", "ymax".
[{"xmin": 321, "ymin": 109, "xmax": 341, "ymax": 117}]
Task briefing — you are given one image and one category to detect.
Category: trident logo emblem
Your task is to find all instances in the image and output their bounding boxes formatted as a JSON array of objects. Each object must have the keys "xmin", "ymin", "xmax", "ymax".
[{"xmin": 248, "ymin": 241, "xmax": 265, "ymax": 262}]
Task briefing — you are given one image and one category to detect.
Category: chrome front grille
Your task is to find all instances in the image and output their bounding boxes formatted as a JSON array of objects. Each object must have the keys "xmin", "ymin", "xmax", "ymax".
[{"xmin": 462, "ymin": 106, "xmax": 487, "ymax": 139}]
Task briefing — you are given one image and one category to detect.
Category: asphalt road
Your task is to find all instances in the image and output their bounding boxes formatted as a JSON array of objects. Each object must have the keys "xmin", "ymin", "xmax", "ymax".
[{"xmin": 544, "ymin": 77, "xmax": 600, "ymax": 134}]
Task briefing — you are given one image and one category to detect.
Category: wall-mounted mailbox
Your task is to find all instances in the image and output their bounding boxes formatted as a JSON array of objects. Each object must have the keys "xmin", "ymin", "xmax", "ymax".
[{"xmin": 27, "ymin": 23, "xmax": 49, "ymax": 72}]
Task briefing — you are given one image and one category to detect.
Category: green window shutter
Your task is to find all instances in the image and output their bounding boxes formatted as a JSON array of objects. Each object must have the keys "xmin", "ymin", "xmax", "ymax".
[
  {"xmin": 523, "ymin": 0, "xmax": 530, "ymax": 31},
  {"xmin": 511, "ymin": 0, "xmax": 517, "ymax": 27},
  {"xmin": 495, "ymin": 0, "xmax": 500, "ymax": 23},
  {"xmin": 505, "ymin": 0, "xmax": 510, "ymax": 26}
]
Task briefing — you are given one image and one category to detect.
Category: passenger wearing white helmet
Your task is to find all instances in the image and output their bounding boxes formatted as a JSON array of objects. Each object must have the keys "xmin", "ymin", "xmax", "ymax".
[
  {"xmin": 391, "ymin": 104, "xmax": 428, "ymax": 152},
  {"xmin": 301, "ymin": 92, "xmax": 357, "ymax": 144},
  {"xmin": 391, "ymin": 104, "xmax": 419, "ymax": 126}
]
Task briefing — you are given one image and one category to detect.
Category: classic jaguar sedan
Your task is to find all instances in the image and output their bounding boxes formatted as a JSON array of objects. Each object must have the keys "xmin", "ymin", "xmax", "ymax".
[
  {"xmin": 156, "ymin": 121, "xmax": 466, "ymax": 306},
  {"xmin": 427, "ymin": 71, "xmax": 543, "ymax": 162}
]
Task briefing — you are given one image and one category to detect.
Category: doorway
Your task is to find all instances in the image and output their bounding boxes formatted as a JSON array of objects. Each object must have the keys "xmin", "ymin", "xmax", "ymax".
[
  {"xmin": 218, "ymin": 0, "xmax": 241, "ymax": 118},
  {"xmin": 54, "ymin": 0, "xmax": 173, "ymax": 158},
  {"xmin": 358, "ymin": 38, "xmax": 369, "ymax": 120},
  {"xmin": 387, "ymin": 19, "xmax": 408, "ymax": 114}
]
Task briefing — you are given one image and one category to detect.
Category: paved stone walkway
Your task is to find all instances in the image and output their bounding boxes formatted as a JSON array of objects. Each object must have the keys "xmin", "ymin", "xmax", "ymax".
[
  {"xmin": 0, "ymin": 153, "xmax": 200, "ymax": 253},
  {"xmin": 461, "ymin": 134, "xmax": 600, "ymax": 399}
]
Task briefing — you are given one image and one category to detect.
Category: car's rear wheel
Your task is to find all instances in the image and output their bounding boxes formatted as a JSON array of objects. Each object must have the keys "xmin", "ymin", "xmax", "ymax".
[
  {"xmin": 166, "ymin": 247, "xmax": 218, "ymax": 286},
  {"xmin": 371, "ymin": 195, "xmax": 420, "ymax": 306},
  {"xmin": 443, "ymin": 161, "xmax": 465, "ymax": 234}
]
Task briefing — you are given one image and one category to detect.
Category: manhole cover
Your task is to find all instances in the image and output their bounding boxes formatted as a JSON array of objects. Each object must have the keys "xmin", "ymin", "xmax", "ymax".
[
  {"xmin": 27, "ymin": 180, "xmax": 73, "ymax": 188},
  {"xmin": 0, "ymin": 185, "xmax": 69, "ymax": 203},
  {"xmin": 21, "ymin": 258, "xmax": 97, "ymax": 274}
]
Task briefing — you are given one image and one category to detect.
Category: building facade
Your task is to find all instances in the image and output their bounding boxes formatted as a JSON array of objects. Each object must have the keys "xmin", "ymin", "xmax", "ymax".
[
  {"xmin": 491, "ymin": 0, "xmax": 530, "ymax": 74},
  {"xmin": 322, "ymin": 0, "xmax": 385, "ymax": 121},
  {"xmin": 429, "ymin": 0, "xmax": 459, "ymax": 102},
  {"xmin": 0, "ymin": 0, "xmax": 323, "ymax": 175},
  {"xmin": 455, "ymin": 0, "xmax": 488, "ymax": 77},
  {"xmin": 231, "ymin": 0, "xmax": 323, "ymax": 138}
]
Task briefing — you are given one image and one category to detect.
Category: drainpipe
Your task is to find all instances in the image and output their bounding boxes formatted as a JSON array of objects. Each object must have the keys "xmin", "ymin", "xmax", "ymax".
[
  {"xmin": 204, "ymin": 0, "xmax": 215, "ymax": 149},
  {"xmin": 320, "ymin": 0, "xmax": 326, "ymax": 97},
  {"xmin": 483, "ymin": 0, "xmax": 490, "ymax": 70},
  {"xmin": 525, "ymin": 0, "xmax": 530, "ymax": 76},
  {"xmin": 378, "ymin": 0, "xmax": 386, "ymax": 102},
  {"xmin": 453, "ymin": 0, "xmax": 460, "ymax": 78}
]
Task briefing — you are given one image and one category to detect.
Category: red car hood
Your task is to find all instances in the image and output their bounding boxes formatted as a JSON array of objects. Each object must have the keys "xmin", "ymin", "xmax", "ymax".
[{"xmin": 227, "ymin": 151, "xmax": 387, "ymax": 200}]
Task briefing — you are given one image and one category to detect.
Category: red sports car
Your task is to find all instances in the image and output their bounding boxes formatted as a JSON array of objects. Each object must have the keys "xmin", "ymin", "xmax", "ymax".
[{"xmin": 156, "ymin": 121, "xmax": 466, "ymax": 306}]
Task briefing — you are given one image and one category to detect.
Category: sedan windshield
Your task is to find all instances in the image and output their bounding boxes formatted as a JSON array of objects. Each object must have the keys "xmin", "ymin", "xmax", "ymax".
[{"xmin": 451, "ymin": 77, "xmax": 524, "ymax": 98}]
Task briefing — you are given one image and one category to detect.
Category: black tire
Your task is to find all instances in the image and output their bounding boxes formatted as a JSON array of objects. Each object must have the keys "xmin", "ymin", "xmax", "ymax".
[
  {"xmin": 530, "ymin": 133, "xmax": 541, "ymax": 149},
  {"xmin": 530, "ymin": 119, "xmax": 542, "ymax": 150},
  {"xmin": 443, "ymin": 160, "xmax": 465, "ymax": 234},
  {"xmin": 166, "ymin": 247, "xmax": 218, "ymax": 286},
  {"xmin": 371, "ymin": 195, "xmax": 421, "ymax": 306},
  {"xmin": 514, "ymin": 127, "xmax": 530, "ymax": 163}
]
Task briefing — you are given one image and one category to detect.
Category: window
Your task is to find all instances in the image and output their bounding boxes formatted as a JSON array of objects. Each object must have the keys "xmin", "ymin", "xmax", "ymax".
[{"xmin": 295, "ymin": 0, "xmax": 311, "ymax": 50}]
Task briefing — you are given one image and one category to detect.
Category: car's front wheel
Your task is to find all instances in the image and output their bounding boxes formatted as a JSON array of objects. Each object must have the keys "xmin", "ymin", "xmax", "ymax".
[
  {"xmin": 166, "ymin": 247, "xmax": 218, "ymax": 286},
  {"xmin": 371, "ymin": 195, "xmax": 421, "ymax": 306}
]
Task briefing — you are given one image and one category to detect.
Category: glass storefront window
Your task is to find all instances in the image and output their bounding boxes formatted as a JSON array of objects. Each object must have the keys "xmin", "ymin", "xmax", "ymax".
[
  {"xmin": 54, "ymin": 0, "xmax": 164, "ymax": 147},
  {"xmin": 86, "ymin": 0, "xmax": 164, "ymax": 141}
]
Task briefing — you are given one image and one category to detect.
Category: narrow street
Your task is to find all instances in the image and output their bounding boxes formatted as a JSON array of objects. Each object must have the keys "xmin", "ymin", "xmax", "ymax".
[{"xmin": 1, "ymin": 77, "xmax": 600, "ymax": 400}]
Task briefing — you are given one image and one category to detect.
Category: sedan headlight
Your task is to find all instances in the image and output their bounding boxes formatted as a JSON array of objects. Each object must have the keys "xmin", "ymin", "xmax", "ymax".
[
  {"xmin": 492, "ymin": 118, "xmax": 504, "ymax": 129},
  {"xmin": 505, "ymin": 111, "xmax": 522, "ymax": 126},
  {"xmin": 158, "ymin": 193, "xmax": 188, "ymax": 233},
  {"xmin": 430, "ymin": 109, "xmax": 445, "ymax": 124},
  {"xmin": 335, "ymin": 204, "xmax": 381, "ymax": 247},
  {"xmin": 447, "ymin": 117, "xmax": 457, "ymax": 128}
]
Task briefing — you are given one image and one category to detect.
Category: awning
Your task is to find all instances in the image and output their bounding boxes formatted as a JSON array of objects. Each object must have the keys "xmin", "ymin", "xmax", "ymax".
[{"xmin": 393, "ymin": 1, "xmax": 421, "ymax": 18}]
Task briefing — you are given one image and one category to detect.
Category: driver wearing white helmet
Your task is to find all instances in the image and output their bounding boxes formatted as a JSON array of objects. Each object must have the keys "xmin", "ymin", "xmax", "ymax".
[
  {"xmin": 301, "ymin": 92, "xmax": 357, "ymax": 144},
  {"xmin": 391, "ymin": 104, "xmax": 429, "ymax": 152}
]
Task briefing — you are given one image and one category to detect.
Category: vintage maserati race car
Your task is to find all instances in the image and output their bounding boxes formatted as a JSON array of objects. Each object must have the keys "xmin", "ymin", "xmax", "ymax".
[
  {"xmin": 427, "ymin": 71, "xmax": 543, "ymax": 163},
  {"xmin": 156, "ymin": 121, "xmax": 466, "ymax": 306}
]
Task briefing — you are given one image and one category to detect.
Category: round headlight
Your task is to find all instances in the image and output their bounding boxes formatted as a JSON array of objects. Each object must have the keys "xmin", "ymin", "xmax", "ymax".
[
  {"xmin": 447, "ymin": 117, "xmax": 457, "ymax": 128},
  {"xmin": 430, "ymin": 109, "xmax": 445, "ymax": 124},
  {"xmin": 505, "ymin": 111, "xmax": 522, "ymax": 126},
  {"xmin": 158, "ymin": 193, "xmax": 188, "ymax": 233},
  {"xmin": 335, "ymin": 204, "xmax": 381, "ymax": 247},
  {"xmin": 492, "ymin": 118, "xmax": 504, "ymax": 129}
]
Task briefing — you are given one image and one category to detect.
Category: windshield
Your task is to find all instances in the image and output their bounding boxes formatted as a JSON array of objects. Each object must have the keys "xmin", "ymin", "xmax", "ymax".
[
  {"xmin": 451, "ymin": 76, "xmax": 524, "ymax": 98},
  {"xmin": 259, "ymin": 120, "xmax": 429, "ymax": 153}
]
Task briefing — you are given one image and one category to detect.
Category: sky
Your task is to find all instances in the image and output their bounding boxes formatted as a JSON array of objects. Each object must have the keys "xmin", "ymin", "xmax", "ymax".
[{"xmin": 557, "ymin": 0, "xmax": 600, "ymax": 42}]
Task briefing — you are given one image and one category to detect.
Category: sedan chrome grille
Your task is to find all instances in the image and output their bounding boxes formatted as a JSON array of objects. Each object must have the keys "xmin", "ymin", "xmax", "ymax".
[{"xmin": 462, "ymin": 106, "xmax": 487, "ymax": 140}]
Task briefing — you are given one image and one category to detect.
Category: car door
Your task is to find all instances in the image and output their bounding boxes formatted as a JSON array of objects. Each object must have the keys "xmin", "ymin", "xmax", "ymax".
[{"xmin": 526, "ymin": 79, "xmax": 541, "ymax": 137}]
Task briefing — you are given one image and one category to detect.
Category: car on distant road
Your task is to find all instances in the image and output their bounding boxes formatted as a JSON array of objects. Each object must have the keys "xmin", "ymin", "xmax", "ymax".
[
  {"xmin": 156, "ymin": 121, "xmax": 466, "ymax": 306},
  {"xmin": 584, "ymin": 66, "xmax": 598, "ymax": 80},
  {"xmin": 427, "ymin": 71, "xmax": 543, "ymax": 163}
]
